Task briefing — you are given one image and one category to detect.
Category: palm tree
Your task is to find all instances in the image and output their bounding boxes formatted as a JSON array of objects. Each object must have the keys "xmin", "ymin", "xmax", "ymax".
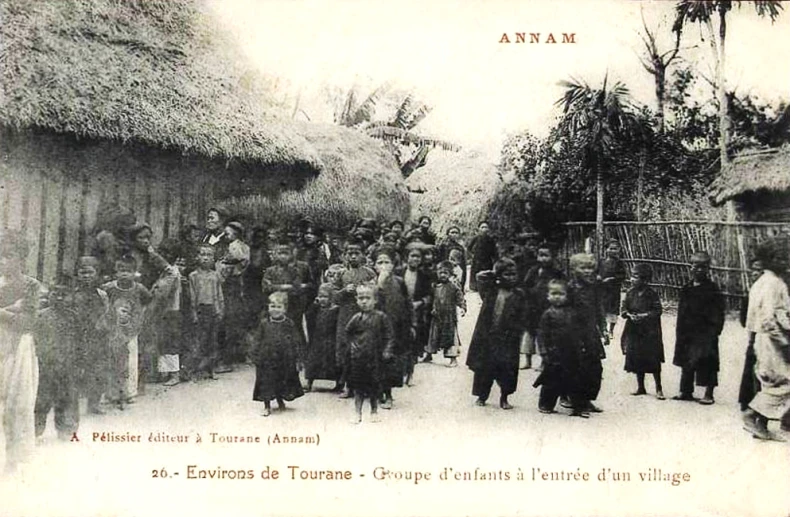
[
  {"xmin": 555, "ymin": 76, "xmax": 637, "ymax": 259},
  {"xmin": 672, "ymin": 1, "xmax": 782, "ymax": 185}
]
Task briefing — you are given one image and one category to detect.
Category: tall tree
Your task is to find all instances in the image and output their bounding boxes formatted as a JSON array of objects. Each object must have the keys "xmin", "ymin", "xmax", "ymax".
[
  {"xmin": 672, "ymin": 1, "xmax": 782, "ymax": 200},
  {"xmin": 555, "ymin": 75, "xmax": 637, "ymax": 259},
  {"xmin": 638, "ymin": 8, "xmax": 682, "ymax": 133}
]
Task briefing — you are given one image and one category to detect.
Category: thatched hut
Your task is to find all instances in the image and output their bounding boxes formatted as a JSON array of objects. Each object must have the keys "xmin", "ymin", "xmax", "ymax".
[
  {"xmin": 0, "ymin": 0, "xmax": 408, "ymax": 282},
  {"xmin": 405, "ymin": 149, "xmax": 500, "ymax": 237},
  {"xmin": 224, "ymin": 123, "xmax": 409, "ymax": 234},
  {"xmin": 709, "ymin": 146, "xmax": 790, "ymax": 221}
]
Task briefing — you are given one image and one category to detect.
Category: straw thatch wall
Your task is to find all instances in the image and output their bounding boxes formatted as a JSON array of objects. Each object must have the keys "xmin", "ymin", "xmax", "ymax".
[
  {"xmin": 224, "ymin": 124, "xmax": 410, "ymax": 233},
  {"xmin": 406, "ymin": 149, "xmax": 500, "ymax": 237},
  {"xmin": 709, "ymin": 147, "xmax": 790, "ymax": 221},
  {"xmin": 0, "ymin": 0, "xmax": 320, "ymax": 169}
]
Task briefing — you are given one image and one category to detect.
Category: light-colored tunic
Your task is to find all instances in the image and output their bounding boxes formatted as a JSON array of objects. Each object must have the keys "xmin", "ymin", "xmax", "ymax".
[{"xmin": 746, "ymin": 270, "xmax": 790, "ymax": 420}]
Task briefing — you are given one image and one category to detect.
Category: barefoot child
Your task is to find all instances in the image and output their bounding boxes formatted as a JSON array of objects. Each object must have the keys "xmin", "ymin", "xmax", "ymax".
[
  {"xmin": 373, "ymin": 249, "xmax": 411, "ymax": 409},
  {"xmin": 426, "ymin": 261, "xmax": 467, "ymax": 368},
  {"xmin": 620, "ymin": 264, "xmax": 665, "ymax": 400},
  {"xmin": 334, "ymin": 239, "xmax": 376, "ymax": 398},
  {"xmin": 345, "ymin": 285, "xmax": 395, "ymax": 423},
  {"xmin": 534, "ymin": 279, "xmax": 585, "ymax": 416},
  {"xmin": 672, "ymin": 251, "xmax": 725, "ymax": 405},
  {"xmin": 304, "ymin": 283, "xmax": 341, "ymax": 392},
  {"xmin": 568, "ymin": 253, "xmax": 608, "ymax": 414},
  {"xmin": 522, "ymin": 242, "xmax": 564, "ymax": 370},
  {"xmin": 188, "ymin": 244, "xmax": 224, "ymax": 380},
  {"xmin": 467, "ymin": 259, "xmax": 529, "ymax": 410},
  {"xmin": 251, "ymin": 292, "xmax": 305, "ymax": 417}
]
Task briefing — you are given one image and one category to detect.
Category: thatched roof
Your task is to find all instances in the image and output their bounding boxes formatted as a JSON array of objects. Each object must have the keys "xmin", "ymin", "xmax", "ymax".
[
  {"xmin": 224, "ymin": 124, "xmax": 410, "ymax": 232},
  {"xmin": 0, "ymin": 0, "xmax": 320, "ymax": 171},
  {"xmin": 709, "ymin": 147, "xmax": 790, "ymax": 206},
  {"xmin": 406, "ymin": 149, "xmax": 501, "ymax": 236}
]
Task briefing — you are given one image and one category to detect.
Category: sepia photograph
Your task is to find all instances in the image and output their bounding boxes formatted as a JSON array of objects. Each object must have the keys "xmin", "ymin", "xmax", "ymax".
[{"xmin": 1, "ymin": 0, "xmax": 789, "ymax": 516}]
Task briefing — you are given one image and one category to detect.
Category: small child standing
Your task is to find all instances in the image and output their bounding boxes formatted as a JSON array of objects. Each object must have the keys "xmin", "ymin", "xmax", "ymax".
[
  {"xmin": 522, "ymin": 243, "xmax": 564, "ymax": 370},
  {"xmin": 426, "ymin": 261, "xmax": 467, "ymax": 367},
  {"xmin": 400, "ymin": 244, "xmax": 432, "ymax": 385},
  {"xmin": 534, "ymin": 279, "xmax": 585, "ymax": 416},
  {"xmin": 251, "ymin": 292, "xmax": 305, "ymax": 417},
  {"xmin": 620, "ymin": 264, "xmax": 665, "ymax": 400},
  {"xmin": 334, "ymin": 239, "xmax": 377, "ymax": 398},
  {"xmin": 72, "ymin": 256, "xmax": 110, "ymax": 414},
  {"xmin": 102, "ymin": 255, "xmax": 153, "ymax": 406},
  {"xmin": 304, "ymin": 283, "xmax": 341, "ymax": 392},
  {"xmin": 672, "ymin": 251, "xmax": 725, "ymax": 405},
  {"xmin": 599, "ymin": 240, "xmax": 627, "ymax": 340},
  {"xmin": 188, "ymin": 244, "xmax": 224, "ymax": 380},
  {"xmin": 345, "ymin": 285, "xmax": 395, "ymax": 423},
  {"xmin": 34, "ymin": 281, "xmax": 80, "ymax": 440},
  {"xmin": 467, "ymin": 259, "xmax": 530, "ymax": 410},
  {"xmin": 568, "ymin": 253, "xmax": 608, "ymax": 414}
]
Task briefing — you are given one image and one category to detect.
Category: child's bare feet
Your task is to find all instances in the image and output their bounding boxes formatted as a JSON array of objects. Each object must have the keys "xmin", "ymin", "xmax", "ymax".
[
  {"xmin": 448, "ymin": 358, "xmax": 458, "ymax": 368},
  {"xmin": 500, "ymin": 398, "xmax": 513, "ymax": 410},
  {"xmin": 475, "ymin": 398, "xmax": 486, "ymax": 407},
  {"xmin": 276, "ymin": 398, "xmax": 286, "ymax": 411},
  {"xmin": 631, "ymin": 389, "xmax": 647, "ymax": 396},
  {"xmin": 656, "ymin": 391, "xmax": 666, "ymax": 400},
  {"xmin": 352, "ymin": 414, "xmax": 362, "ymax": 424},
  {"xmin": 263, "ymin": 407, "xmax": 271, "ymax": 417},
  {"xmin": 370, "ymin": 412, "xmax": 381, "ymax": 423}
]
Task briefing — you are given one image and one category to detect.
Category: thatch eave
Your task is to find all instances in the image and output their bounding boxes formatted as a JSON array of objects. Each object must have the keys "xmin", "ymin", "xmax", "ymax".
[
  {"xmin": 0, "ymin": 0, "xmax": 323, "ymax": 173},
  {"xmin": 708, "ymin": 146, "xmax": 790, "ymax": 206}
]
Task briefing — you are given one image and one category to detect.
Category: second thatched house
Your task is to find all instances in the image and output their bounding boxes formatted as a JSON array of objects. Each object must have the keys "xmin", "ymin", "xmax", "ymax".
[
  {"xmin": 709, "ymin": 146, "xmax": 790, "ymax": 221},
  {"xmin": 0, "ymin": 0, "xmax": 408, "ymax": 282}
]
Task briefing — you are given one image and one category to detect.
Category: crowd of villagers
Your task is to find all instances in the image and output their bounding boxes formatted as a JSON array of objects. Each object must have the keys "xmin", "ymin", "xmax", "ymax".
[{"xmin": 2, "ymin": 208, "xmax": 789, "ymax": 472}]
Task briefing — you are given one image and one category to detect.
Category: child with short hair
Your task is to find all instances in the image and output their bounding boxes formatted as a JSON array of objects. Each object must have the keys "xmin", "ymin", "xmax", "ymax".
[
  {"xmin": 568, "ymin": 253, "xmax": 607, "ymax": 414},
  {"xmin": 102, "ymin": 255, "xmax": 153, "ymax": 405},
  {"xmin": 334, "ymin": 238, "xmax": 377, "ymax": 398},
  {"xmin": 73, "ymin": 256, "xmax": 110, "ymax": 414},
  {"xmin": 400, "ymin": 244, "xmax": 432, "ymax": 385},
  {"xmin": 621, "ymin": 264, "xmax": 665, "ymax": 400},
  {"xmin": 600, "ymin": 239, "xmax": 627, "ymax": 340},
  {"xmin": 304, "ymin": 283, "xmax": 341, "ymax": 392},
  {"xmin": 188, "ymin": 244, "xmax": 224, "ymax": 380},
  {"xmin": 437, "ymin": 226, "xmax": 467, "ymax": 289},
  {"xmin": 35, "ymin": 280, "xmax": 80, "ymax": 440},
  {"xmin": 261, "ymin": 239, "xmax": 313, "ymax": 363},
  {"xmin": 534, "ymin": 279, "xmax": 585, "ymax": 416},
  {"xmin": 522, "ymin": 243, "xmax": 564, "ymax": 370},
  {"xmin": 672, "ymin": 251, "xmax": 725, "ymax": 405},
  {"xmin": 467, "ymin": 259, "xmax": 530, "ymax": 409},
  {"xmin": 251, "ymin": 292, "xmax": 305, "ymax": 417},
  {"xmin": 426, "ymin": 261, "xmax": 467, "ymax": 367},
  {"xmin": 345, "ymin": 284, "xmax": 395, "ymax": 423},
  {"xmin": 373, "ymin": 248, "xmax": 411, "ymax": 408}
]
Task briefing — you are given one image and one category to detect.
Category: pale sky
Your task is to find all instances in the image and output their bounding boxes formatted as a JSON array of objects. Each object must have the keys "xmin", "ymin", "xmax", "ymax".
[{"xmin": 209, "ymin": 0, "xmax": 790, "ymax": 157}]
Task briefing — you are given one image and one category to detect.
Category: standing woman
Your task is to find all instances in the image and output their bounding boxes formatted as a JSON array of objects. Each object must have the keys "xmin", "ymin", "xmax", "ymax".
[
  {"xmin": 217, "ymin": 221, "xmax": 250, "ymax": 370},
  {"xmin": 742, "ymin": 238, "xmax": 790, "ymax": 441},
  {"xmin": 0, "ymin": 230, "xmax": 46, "ymax": 473},
  {"xmin": 468, "ymin": 221, "xmax": 497, "ymax": 292}
]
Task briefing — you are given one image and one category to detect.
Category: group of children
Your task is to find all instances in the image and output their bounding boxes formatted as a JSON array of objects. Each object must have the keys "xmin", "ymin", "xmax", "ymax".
[{"xmin": 2, "ymin": 211, "xmax": 740, "ymax": 474}]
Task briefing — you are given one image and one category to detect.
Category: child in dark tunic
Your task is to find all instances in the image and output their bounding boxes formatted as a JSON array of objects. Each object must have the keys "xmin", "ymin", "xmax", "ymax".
[
  {"xmin": 345, "ymin": 285, "xmax": 395, "ymax": 424},
  {"xmin": 534, "ymin": 279, "xmax": 586, "ymax": 416},
  {"xmin": 35, "ymin": 282, "xmax": 80, "ymax": 440},
  {"xmin": 568, "ymin": 253, "xmax": 608, "ymax": 414},
  {"xmin": 373, "ymin": 248, "xmax": 412, "ymax": 409},
  {"xmin": 522, "ymin": 243, "xmax": 564, "ymax": 370},
  {"xmin": 620, "ymin": 264, "xmax": 665, "ymax": 400},
  {"xmin": 400, "ymin": 244, "xmax": 432, "ymax": 385},
  {"xmin": 427, "ymin": 261, "xmax": 467, "ymax": 367},
  {"xmin": 467, "ymin": 259, "xmax": 530, "ymax": 410},
  {"xmin": 468, "ymin": 221, "xmax": 497, "ymax": 292},
  {"xmin": 600, "ymin": 240, "xmax": 627, "ymax": 340},
  {"xmin": 334, "ymin": 240, "xmax": 377, "ymax": 398},
  {"xmin": 251, "ymin": 292, "xmax": 305, "ymax": 417},
  {"xmin": 304, "ymin": 283, "xmax": 341, "ymax": 392},
  {"xmin": 73, "ymin": 257, "xmax": 110, "ymax": 414},
  {"xmin": 672, "ymin": 251, "xmax": 725, "ymax": 405}
]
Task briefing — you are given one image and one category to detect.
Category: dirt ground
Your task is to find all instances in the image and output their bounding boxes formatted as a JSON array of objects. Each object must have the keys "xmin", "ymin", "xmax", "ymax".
[{"xmin": 2, "ymin": 292, "xmax": 789, "ymax": 517}]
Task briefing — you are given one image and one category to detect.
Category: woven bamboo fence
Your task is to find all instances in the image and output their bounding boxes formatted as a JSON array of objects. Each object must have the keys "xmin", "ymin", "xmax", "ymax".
[{"xmin": 563, "ymin": 221, "xmax": 790, "ymax": 307}]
